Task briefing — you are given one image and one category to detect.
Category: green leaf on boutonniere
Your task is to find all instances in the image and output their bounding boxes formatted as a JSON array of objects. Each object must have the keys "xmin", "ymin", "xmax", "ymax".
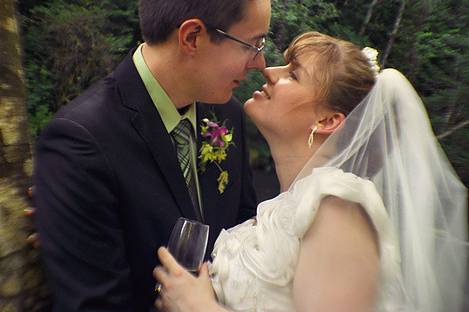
[{"xmin": 217, "ymin": 170, "xmax": 229, "ymax": 194}]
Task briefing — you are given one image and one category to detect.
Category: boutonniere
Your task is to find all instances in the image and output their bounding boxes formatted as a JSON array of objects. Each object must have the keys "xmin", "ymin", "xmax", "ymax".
[{"xmin": 199, "ymin": 115, "xmax": 234, "ymax": 194}]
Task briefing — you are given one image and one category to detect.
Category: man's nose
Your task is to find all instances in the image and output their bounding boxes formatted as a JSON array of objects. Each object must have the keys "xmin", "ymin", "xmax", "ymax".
[{"xmin": 247, "ymin": 53, "xmax": 266, "ymax": 71}]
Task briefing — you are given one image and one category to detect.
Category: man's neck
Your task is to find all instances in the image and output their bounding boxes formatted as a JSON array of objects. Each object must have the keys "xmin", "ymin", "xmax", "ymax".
[{"xmin": 141, "ymin": 42, "xmax": 194, "ymax": 109}]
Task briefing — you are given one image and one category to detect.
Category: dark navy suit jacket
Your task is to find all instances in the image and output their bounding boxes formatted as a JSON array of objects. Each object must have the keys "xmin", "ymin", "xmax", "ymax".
[{"xmin": 35, "ymin": 52, "xmax": 257, "ymax": 311}]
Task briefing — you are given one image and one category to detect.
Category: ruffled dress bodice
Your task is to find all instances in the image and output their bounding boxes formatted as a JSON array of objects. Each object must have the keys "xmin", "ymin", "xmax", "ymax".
[{"xmin": 209, "ymin": 167, "xmax": 401, "ymax": 311}]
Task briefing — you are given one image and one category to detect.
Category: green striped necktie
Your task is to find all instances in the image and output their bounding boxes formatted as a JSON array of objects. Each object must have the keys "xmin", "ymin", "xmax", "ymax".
[{"xmin": 171, "ymin": 118, "xmax": 202, "ymax": 221}]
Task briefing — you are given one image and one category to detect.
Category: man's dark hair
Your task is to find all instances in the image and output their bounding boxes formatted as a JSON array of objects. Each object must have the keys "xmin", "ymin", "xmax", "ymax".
[{"xmin": 138, "ymin": 0, "xmax": 248, "ymax": 44}]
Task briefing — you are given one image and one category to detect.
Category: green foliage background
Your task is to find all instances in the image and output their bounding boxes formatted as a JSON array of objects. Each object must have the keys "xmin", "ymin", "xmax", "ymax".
[{"xmin": 19, "ymin": 0, "xmax": 469, "ymax": 185}]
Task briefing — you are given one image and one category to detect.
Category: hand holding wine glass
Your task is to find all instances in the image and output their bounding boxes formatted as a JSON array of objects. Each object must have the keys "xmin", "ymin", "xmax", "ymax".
[
  {"xmin": 167, "ymin": 217, "xmax": 209, "ymax": 273},
  {"xmin": 154, "ymin": 218, "xmax": 218, "ymax": 311},
  {"xmin": 154, "ymin": 247, "xmax": 219, "ymax": 312},
  {"xmin": 155, "ymin": 217, "xmax": 209, "ymax": 294}
]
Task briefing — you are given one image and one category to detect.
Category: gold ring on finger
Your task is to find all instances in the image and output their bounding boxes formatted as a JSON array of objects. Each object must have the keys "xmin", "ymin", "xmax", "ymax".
[{"xmin": 155, "ymin": 284, "xmax": 162, "ymax": 294}]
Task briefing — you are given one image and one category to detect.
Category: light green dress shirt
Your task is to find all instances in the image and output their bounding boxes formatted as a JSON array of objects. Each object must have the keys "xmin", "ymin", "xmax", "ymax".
[{"xmin": 133, "ymin": 44, "xmax": 203, "ymax": 211}]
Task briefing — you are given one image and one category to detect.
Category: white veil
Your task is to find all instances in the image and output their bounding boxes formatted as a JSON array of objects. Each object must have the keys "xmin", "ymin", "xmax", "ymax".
[{"xmin": 291, "ymin": 68, "xmax": 468, "ymax": 311}]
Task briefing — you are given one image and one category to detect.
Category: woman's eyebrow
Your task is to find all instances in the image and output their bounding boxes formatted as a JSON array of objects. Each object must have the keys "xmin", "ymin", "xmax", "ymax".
[{"xmin": 289, "ymin": 62, "xmax": 308, "ymax": 78}]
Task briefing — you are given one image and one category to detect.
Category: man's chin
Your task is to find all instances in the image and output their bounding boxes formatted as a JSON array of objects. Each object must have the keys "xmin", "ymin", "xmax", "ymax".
[{"xmin": 202, "ymin": 92, "xmax": 233, "ymax": 105}]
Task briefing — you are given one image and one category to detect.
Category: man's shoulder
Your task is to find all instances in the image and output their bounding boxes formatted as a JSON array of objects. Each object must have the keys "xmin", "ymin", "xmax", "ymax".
[
  {"xmin": 54, "ymin": 52, "xmax": 138, "ymax": 122},
  {"xmin": 54, "ymin": 76, "xmax": 118, "ymax": 122}
]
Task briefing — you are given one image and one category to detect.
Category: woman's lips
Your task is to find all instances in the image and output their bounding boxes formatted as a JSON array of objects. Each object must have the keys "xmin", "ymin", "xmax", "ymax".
[
  {"xmin": 253, "ymin": 90, "xmax": 270, "ymax": 100},
  {"xmin": 252, "ymin": 87, "xmax": 270, "ymax": 100},
  {"xmin": 252, "ymin": 90, "xmax": 265, "ymax": 100},
  {"xmin": 261, "ymin": 85, "xmax": 271, "ymax": 99},
  {"xmin": 252, "ymin": 85, "xmax": 271, "ymax": 100}
]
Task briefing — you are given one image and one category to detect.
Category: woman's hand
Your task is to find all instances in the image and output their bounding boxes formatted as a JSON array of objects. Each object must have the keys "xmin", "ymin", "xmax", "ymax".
[
  {"xmin": 24, "ymin": 186, "xmax": 40, "ymax": 248},
  {"xmin": 154, "ymin": 247, "xmax": 221, "ymax": 312}
]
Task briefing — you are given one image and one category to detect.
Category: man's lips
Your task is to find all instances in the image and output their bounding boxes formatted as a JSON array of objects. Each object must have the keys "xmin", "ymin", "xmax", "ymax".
[{"xmin": 233, "ymin": 74, "xmax": 249, "ymax": 85}]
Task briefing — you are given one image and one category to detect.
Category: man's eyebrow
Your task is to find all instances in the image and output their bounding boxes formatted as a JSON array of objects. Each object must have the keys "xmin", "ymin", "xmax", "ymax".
[{"xmin": 249, "ymin": 33, "xmax": 268, "ymax": 41}]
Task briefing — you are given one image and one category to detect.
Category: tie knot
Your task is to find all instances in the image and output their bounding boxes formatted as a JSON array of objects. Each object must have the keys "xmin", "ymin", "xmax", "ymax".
[{"xmin": 172, "ymin": 119, "xmax": 193, "ymax": 146}]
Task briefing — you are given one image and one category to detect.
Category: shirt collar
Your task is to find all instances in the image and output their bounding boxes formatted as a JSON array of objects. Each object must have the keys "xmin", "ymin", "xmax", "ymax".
[{"xmin": 132, "ymin": 44, "xmax": 197, "ymax": 133}]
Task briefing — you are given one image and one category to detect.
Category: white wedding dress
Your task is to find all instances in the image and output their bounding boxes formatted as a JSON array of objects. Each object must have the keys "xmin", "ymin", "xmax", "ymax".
[
  {"xmin": 208, "ymin": 69, "xmax": 468, "ymax": 311},
  {"xmin": 209, "ymin": 167, "xmax": 401, "ymax": 312}
]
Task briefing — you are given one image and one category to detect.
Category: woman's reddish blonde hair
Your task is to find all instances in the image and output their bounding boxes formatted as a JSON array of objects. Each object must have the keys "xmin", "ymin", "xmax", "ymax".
[{"xmin": 284, "ymin": 31, "xmax": 376, "ymax": 115}]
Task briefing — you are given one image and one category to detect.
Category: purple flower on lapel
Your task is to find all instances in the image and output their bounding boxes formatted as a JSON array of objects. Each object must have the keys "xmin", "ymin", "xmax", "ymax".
[
  {"xmin": 202, "ymin": 121, "xmax": 229, "ymax": 147},
  {"xmin": 199, "ymin": 115, "xmax": 234, "ymax": 194}
]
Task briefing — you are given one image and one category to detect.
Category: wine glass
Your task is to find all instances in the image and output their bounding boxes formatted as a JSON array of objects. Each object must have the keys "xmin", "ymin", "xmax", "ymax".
[
  {"xmin": 167, "ymin": 217, "xmax": 210, "ymax": 273},
  {"xmin": 155, "ymin": 217, "xmax": 209, "ymax": 294}
]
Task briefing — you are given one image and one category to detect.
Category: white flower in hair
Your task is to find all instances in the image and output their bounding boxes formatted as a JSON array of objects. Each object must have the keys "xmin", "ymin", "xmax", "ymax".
[{"xmin": 362, "ymin": 47, "xmax": 380, "ymax": 76}]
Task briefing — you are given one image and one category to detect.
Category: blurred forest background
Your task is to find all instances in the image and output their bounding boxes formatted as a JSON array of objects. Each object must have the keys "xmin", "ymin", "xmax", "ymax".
[{"xmin": 19, "ymin": 0, "xmax": 469, "ymax": 184}]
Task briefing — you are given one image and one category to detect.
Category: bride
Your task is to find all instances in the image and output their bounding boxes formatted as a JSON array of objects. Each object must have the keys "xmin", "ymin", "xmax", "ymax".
[{"xmin": 153, "ymin": 31, "xmax": 468, "ymax": 311}]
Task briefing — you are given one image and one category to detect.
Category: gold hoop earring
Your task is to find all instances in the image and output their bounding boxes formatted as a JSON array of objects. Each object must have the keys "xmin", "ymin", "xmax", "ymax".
[{"xmin": 308, "ymin": 126, "xmax": 318, "ymax": 148}]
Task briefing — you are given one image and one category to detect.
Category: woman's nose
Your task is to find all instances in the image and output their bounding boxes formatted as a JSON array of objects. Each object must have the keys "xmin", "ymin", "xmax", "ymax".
[{"xmin": 262, "ymin": 66, "xmax": 282, "ymax": 85}]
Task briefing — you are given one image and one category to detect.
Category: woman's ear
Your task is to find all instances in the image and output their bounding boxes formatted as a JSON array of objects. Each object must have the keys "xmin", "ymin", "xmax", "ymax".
[
  {"xmin": 316, "ymin": 112, "xmax": 346, "ymax": 134},
  {"xmin": 178, "ymin": 19, "xmax": 206, "ymax": 55}
]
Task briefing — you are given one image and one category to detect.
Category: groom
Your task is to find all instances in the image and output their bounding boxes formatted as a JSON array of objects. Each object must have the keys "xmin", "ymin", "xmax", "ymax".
[{"xmin": 34, "ymin": 0, "xmax": 271, "ymax": 311}]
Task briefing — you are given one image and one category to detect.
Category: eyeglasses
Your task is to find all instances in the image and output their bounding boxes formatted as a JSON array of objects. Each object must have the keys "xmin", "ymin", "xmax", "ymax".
[{"xmin": 211, "ymin": 28, "xmax": 266, "ymax": 61}]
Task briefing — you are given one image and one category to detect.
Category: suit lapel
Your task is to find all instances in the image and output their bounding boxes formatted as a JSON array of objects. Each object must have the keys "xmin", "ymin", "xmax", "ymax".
[{"xmin": 113, "ymin": 53, "xmax": 197, "ymax": 220}]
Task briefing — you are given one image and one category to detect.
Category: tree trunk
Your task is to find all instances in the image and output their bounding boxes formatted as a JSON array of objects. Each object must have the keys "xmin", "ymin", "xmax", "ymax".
[
  {"xmin": 381, "ymin": 0, "xmax": 406, "ymax": 68},
  {"xmin": 437, "ymin": 120, "xmax": 469, "ymax": 140},
  {"xmin": 0, "ymin": 1, "xmax": 51, "ymax": 310},
  {"xmin": 406, "ymin": 2, "xmax": 429, "ymax": 82},
  {"xmin": 359, "ymin": 0, "xmax": 381, "ymax": 36}
]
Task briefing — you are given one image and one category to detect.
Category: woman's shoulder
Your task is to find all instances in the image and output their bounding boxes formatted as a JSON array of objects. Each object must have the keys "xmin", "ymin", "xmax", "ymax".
[
  {"xmin": 293, "ymin": 167, "xmax": 376, "ymax": 195},
  {"xmin": 291, "ymin": 167, "xmax": 390, "ymax": 239}
]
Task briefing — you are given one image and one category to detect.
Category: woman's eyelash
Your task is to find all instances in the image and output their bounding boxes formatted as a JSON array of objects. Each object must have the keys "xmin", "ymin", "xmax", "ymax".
[{"xmin": 289, "ymin": 71, "xmax": 297, "ymax": 80}]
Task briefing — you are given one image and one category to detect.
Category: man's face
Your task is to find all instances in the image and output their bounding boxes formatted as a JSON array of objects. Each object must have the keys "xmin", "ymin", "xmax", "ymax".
[{"xmin": 192, "ymin": 0, "xmax": 271, "ymax": 104}]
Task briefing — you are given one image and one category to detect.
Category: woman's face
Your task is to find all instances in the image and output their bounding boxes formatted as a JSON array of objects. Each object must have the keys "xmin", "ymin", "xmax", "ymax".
[{"xmin": 244, "ymin": 54, "xmax": 323, "ymax": 141}]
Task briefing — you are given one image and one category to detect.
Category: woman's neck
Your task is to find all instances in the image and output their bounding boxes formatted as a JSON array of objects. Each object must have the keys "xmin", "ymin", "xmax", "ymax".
[{"xmin": 268, "ymin": 138, "xmax": 319, "ymax": 192}]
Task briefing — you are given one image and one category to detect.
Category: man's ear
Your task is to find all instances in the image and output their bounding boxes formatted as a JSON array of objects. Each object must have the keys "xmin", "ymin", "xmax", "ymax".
[
  {"xmin": 316, "ymin": 112, "xmax": 346, "ymax": 134},
  {"xmin": 178, "ymin": 19, "xmax": 206, "ymax": 55}
]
